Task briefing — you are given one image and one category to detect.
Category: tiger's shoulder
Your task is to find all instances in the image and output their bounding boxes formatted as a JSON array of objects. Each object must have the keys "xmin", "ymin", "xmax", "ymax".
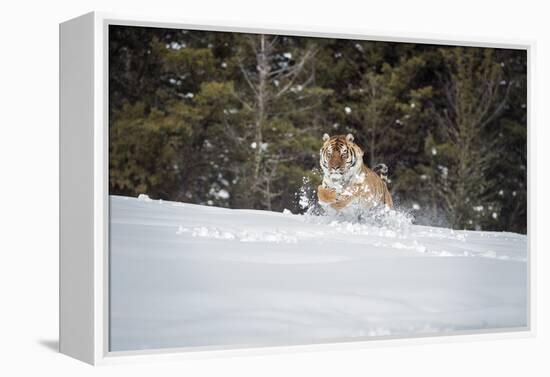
[{"xmin": 355, "ymin": 165, "xmax": 393, "ymax": 208}]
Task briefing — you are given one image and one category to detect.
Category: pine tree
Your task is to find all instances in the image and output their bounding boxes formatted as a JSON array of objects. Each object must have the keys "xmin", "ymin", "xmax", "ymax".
[
  {"xmin": 229, "ymin": 34, "xmax": 331, "ymax": 210},
  {"xmin": 430, "ymin": 47, "xmax": 513, "ymax": 229},
  {"xmin": 108, "ymin": 26, "xmax": 527, "ymax": 232}
]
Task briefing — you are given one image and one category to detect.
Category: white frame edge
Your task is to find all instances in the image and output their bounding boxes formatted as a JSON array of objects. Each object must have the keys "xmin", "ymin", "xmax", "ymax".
[
  {"xmin": 59, "ymin": 12, "xmax": 96, "ymax": 364},
  {"xmin": 59, "ymin": 11, "xmax": 536, "ymax": 365}
]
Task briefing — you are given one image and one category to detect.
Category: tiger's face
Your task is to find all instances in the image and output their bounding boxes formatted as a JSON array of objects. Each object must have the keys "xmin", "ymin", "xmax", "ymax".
[{"xmin": 320, "ymin": 133, "xmax": 363, "ymax": 181}]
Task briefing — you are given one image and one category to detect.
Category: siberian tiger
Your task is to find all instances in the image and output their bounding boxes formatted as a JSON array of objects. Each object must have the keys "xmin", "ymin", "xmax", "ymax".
[{"xmin": 317, "ymin": 133, "xmax": 393, "ymax": 210}]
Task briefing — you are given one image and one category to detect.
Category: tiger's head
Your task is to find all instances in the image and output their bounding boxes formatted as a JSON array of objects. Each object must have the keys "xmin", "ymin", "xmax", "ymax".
[{"xmin": 320, "ymin": 133, "xmax": 364, "ymax": 181}]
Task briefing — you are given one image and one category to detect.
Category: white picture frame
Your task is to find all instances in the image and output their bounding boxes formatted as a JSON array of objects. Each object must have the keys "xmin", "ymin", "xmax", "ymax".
[{"xmin": 59, "ymin": 11, "xmax": 536, "ymax": 365}]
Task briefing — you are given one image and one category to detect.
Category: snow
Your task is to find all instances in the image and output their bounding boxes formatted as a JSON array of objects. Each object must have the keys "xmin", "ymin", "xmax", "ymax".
[
  {"xmin": 438, "ymin": 165, "xmax": 448, "ymax": 177},
  {"xmin": 298, "ymin": 194, "xmax": 310, "ymax": 209},
  {"xmin": 210, "ymin": 188, "xmax": 230, "ymax": 200},
  {"xmin": 166, "ymin": 41, "xmax": 186, "ymax": 50},
  {"xmin": 137, "ymin": 193, "xmax": 152, "ymax": 202},
  {"xmin": 110, "ymin": 195, "xmax": 527, "ymax": 351}
]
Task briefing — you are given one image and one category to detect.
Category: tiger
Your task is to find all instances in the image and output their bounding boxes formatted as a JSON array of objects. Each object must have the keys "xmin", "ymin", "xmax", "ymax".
[{"xmin": 317, "ymin": 133, "xmax": 393, "ymax": 211}]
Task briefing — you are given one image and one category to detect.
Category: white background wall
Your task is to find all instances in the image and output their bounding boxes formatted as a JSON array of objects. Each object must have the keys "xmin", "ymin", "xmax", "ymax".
[{"xmin": 0, "ymin": 0, "xmax": 548, "ymax": 375}]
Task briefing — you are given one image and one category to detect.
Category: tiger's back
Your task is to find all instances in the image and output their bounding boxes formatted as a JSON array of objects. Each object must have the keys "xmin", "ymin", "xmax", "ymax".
[{"xmin": 354, "ymin": 164, "xmax": 393, "ymax": 209}]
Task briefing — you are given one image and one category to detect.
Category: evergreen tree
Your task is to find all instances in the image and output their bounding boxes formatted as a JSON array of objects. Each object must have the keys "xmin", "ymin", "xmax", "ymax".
[
  {"xmin": 429, "ymin": 47, "xmax": 514, "ymax": 229},
  {"xmin": 229, "ymin": 34, "xmax": 331, "ymax": 210},
  {"xmin": 108, "ymin": 26, "xmax": 527, "ymax": 233}
]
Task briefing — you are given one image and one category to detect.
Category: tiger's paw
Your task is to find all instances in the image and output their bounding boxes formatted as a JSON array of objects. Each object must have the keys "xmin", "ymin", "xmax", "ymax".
[{"xmin": 317, "ymin": 185, "xmax": 337, "ymax": 204}]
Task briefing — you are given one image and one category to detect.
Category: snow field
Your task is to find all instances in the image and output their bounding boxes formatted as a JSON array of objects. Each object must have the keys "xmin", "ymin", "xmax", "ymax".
[{"xmin": 110, "ymin": 195, "xmax": 527, "ymax": 351}]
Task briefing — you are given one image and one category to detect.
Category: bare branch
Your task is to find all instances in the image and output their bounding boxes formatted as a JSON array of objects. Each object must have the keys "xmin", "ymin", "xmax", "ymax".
[
  {"xmin": 479, "ymin": 81, "xmax": 513, "ymax": 129},
  {"xmin": 237, "ymin": 60, "xmax": 259, "ymax": 97},
  {"xmin": 274, "ymin": 48, "xmax": 317, "ymax": 98},
  {"xmin": 267, "ymin": 35, "xmax": 279, "ymax": 49},
  {"xmin": 230, "ymin": 90, "xmax": 253, "ymax": 112}
]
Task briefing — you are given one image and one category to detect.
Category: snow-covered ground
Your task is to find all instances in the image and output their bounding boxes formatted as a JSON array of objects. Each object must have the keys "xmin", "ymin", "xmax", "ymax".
[{"xmin": 109, "ymin": 195, "xmax": 528, "ymax": 352}]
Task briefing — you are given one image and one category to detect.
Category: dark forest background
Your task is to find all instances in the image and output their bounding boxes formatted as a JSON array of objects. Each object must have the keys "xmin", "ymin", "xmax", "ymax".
[{"xmin": 109, "ymin": 25, "xmax": 527, "ymax": 233}]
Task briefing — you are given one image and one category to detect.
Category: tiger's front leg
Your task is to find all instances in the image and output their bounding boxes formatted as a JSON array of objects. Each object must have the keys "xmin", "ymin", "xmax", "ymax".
[
  {"xmin": 318, "ymin": 185, "xmax": 355, "ymax": 210},
  {"xmin": 317, "ymin": 185, "xmax": 337, "ymax": 204},
  {"xmin": 330, "ymin": 191, "xmax": 355, "ymax": 210}
]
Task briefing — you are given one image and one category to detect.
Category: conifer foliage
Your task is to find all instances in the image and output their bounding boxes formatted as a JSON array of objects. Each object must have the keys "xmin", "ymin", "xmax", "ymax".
[{"xmin": 109, "ymin": 26, "xmax": 527, "ymax": 233}]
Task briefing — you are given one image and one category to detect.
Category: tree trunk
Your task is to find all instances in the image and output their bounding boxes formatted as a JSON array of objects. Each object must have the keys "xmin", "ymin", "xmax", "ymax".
[{"xmin": 253, "ymin": 34, "xmax": 269, "ymax": 191}]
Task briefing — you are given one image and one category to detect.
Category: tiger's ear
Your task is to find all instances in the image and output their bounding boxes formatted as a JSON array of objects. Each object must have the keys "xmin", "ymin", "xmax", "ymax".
[
  {"xmin": 322, "ymin": 133, "xmax": 330, "ymax": 141},
  {"xmin": 346, "ymin": 133, "xmax": 354, "ymax": 142}
]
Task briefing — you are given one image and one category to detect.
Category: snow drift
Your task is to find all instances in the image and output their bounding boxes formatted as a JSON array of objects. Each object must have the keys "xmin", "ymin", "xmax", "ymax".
[{"xmin": 109, "ymin": 195, "xmax": 527, "ymax": 352}]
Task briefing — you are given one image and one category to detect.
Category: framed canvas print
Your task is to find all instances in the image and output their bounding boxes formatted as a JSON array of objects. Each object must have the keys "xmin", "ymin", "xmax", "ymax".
[{"xmin": 59, "ymin": 12, "xmax": 534, "ymax": 365}]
